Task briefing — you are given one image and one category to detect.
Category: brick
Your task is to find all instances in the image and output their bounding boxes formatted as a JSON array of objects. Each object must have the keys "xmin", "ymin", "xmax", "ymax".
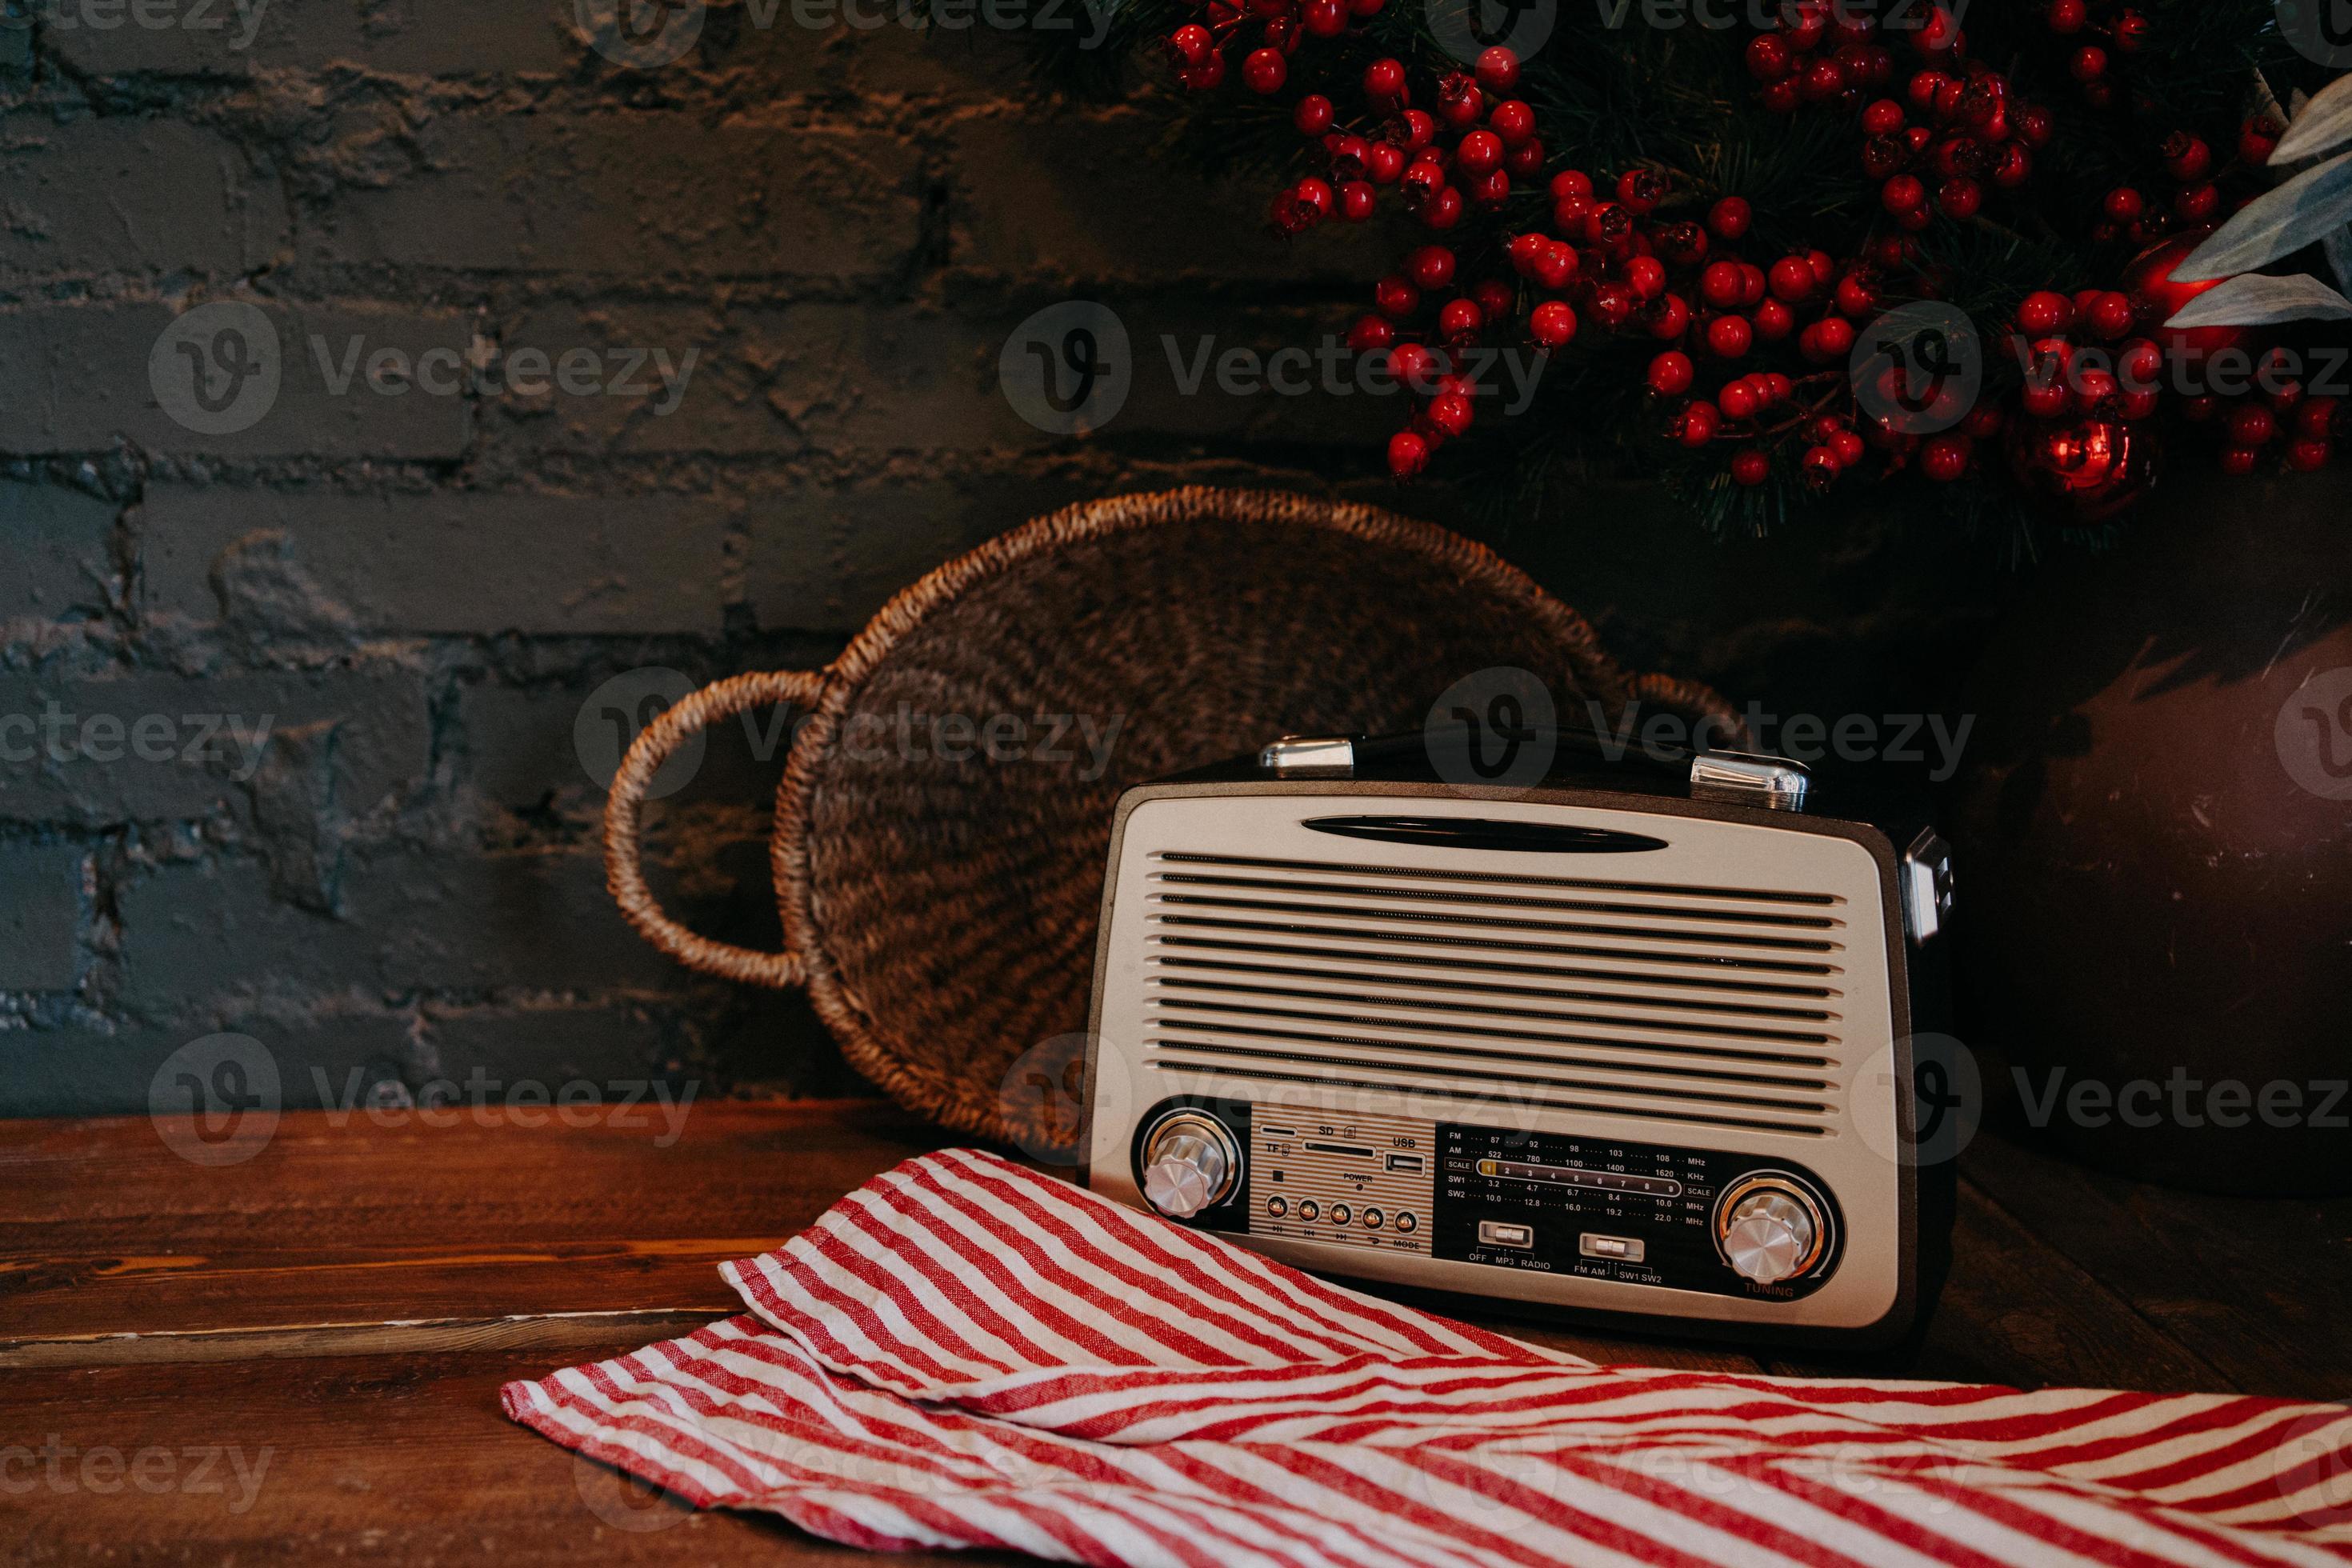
[
  {"xmin": 299, "ymin": 117, "xmax": 922, "ymax": 280},
  {"xmin": 746, "ymin": 470, "xmax": 1091, "ymax": 633},
  {"xmin": 0, "ymin": 112, "xmax": 287, "ymax": 280},
  {"xmin": 0, "ymin": 842, "xmax": 84, "ymax": 990},
  {"xmin": 471, "ymin": 301, "xmax": 749, "ymax": 457},
  {"xmin": 951, "ymin": 114, "xmax": 1401, "ymax": 286},
  {"xmin": 117, "ymin": 843, "xmax": 763, "ymax": 1005},
  {"xmin": 0, "ymin": 481, "xmax": 116, "ymax": 621},
  {"xmin": 0, "ymin": 668, "xmax": 430, "ymax": 825},
  {"xmin": 139, "ymin": 485, "xmax": 731, "ymax": 635},
  {"xmin": 750, "ymin": 302, "xmax": 1034, "ymax": 453},
  {"xmin": 34, "ymin": 0, "xmax": 575, "ymax": 77},
  {"xmin": 0, "ymin": 1009, "xmax": 416, "ymax": 1118},
  {"xmin": 0, "ymin": 300, "xmax": 471, "ymax": 458}
]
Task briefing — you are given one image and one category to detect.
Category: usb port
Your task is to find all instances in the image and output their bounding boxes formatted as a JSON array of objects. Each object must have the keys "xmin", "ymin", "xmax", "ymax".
[{"xmin": 1384, "ymin": 1153, "xmax": 1425, "ymax": 1174}]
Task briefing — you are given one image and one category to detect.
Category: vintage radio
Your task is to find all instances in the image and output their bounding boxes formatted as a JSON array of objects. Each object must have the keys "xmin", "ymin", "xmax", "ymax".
[{"xmin": 1081, "ymin": 729, "xmax": 1957, "ymax": 1347}]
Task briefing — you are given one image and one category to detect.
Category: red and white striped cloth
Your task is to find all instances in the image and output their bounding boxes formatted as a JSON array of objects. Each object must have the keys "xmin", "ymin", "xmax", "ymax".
[{"xmin": 504, "ymin": 1147, "xmax": 2352, "ymax": 1567}]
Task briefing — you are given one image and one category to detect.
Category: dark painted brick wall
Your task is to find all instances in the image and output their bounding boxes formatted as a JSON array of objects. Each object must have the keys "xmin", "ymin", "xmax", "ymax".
[{"xmin": 0, "ymin": 8, "xmax": 2001, "ymax": 1116}]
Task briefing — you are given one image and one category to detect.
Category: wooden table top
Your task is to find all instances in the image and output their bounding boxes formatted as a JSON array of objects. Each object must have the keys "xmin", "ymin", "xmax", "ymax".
[{"xmin": 6, "ymin": 1098, "xmax": 2348, "ymax": 1562}]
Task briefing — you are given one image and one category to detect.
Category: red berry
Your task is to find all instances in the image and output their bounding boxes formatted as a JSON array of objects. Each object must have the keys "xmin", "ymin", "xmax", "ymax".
[
  {"xmin": 1365, "ymin": 144, "xmax": 1406, "ymax": 184},
  {"xmin": 2298, "ymin": 397, "xmax": 2341, "ymax": 438},
  {"xmin": 1647, "ymin": 350, "xmax": 1694, "ymax": 394},
  {"xmin": 2017, "ymin": 291, "xmax": 2073, "ymax": 335},
  {"xmin": 1701, "ymin": 260, "xmax": 1746, "ymax": 309},
  {"xmin": 2071, "ymin": 366, "xmax": 2118, "ymax": 409},
  {"xmin": 1992, "ymin": 144, "xmax": 2033, "ymax": 189},
  {"xmin": 1387, "ymin": 429, "xmax": 1431, "ymax": 478},
  {"xmin": 1474, "ymin": 45, "xmax": 1519, "ymax": 94},
  {"xmin": 1800, "ymin": 317, "xmax": 1857, "ymax": 363},
  {"xmin": 1530, "ymin": 300, "xmax": 1579, "ymax": 350},
  {"xmin": 2162, "ymin": 132, "xmax": 2213, "ymax": 182},
  {"xmin": 1374, "ymin": 275, "xmax": 1419, "ymax": 318},
  {"xmin": 1626, "ymin": 255, "xmax": 1668, "ymax": 301},
  {"xmin": 1800, "ymin": 57, "xmax": 1847, "ymax": 102},
  {"xmin": 2116, "ymin": 338, "xmax": 2163, "ymax": 391},
  {"xmin": 2114, "ymin": 7, "xmax": 2149, "ymax": 50},
  {"xmin": 1426, "ymin": 390, "xmax": 1474, "ymax": 438},
  {"xmin": 1473, "ymin": 278, "xmax": 1515, "ymax": 320},
  {"xmin": 2227, "ymin": 404, "xmax": 2278, "ymax": 446},
  {"xmin": 1731, "ymin": 449, "xmax": 1771, "ymax": 486},
  {"xmin": 1549, "ymin": 169, "xmax": 1593, "ymax": 202},
  {"xmin": 1363, "ymin": 58, "xmax": 1407, "ymax": 104},
  {"xmin": 1863, "ymin": 98, "xmax": 1906, "ymax": 136},
  {"xmin": 1617, "ymin": 168, "xmax": 1666, "ymax": 213},
  {"xmin": 1389, "ymin": 341, "xmax": 1438, "ymax": 391},
  {"xmin": 1455, "ymin": 130, "xmax": 1504, "ymax": 176},
  {"xmin": 1293, "ymin": 95, "xmax": 1334, "ymax": 137},
  {"xmin": 1506, "ymin": 138, "xmax": 1546, "ymax": 178},
  {"xmin": 1176, "ymin": 52, "xmax": 1224, "ymax": 90},
  {"xmin": 2176, "ymin": 183, "xmax": 2220, "ymax": 223},
  {"xmin": 1762, "ymin": 78, "xmax": 1802, "ymax": 114},
  {"xmin": 1717, "ymin": 378, "xmax": 1760, "ymax": 421},
  {"xmin": 1646, "ymin": 291, "xmax": 1690, "ymax": 339},
  {"xmin": 1302, "ymin": 0, "xmax": 1346, "ymax": 34},
  {"xmin": 1167, "ymin": 24, "xmax": 1212, "ymax": 65},
  {"xmin": 1831, "ymin": 428, "xmax": 1866, "ymax": 466},
  {"xmin": 1347, "ymin": 314, "xmax": 1396, "ymax": 353},
  {"xmin": 1834, "ymin": 272, "xmax": 1879, "ymax": 318},
  {"xmin": 1762, "ymin": 371, "xmax": 1793, "ymax": 403},
  {"xmin": 2070, "ymin": 46, "xmax": 2108, "ymax": 82},
  {"xmin": 1938, "ymin": 178, "xmax": 1982, "ymax": 218},
  {"xmin": 1746, "ymin": 34, "xmax": 1792, "ymax": 81},
  {"xmin": 1706, "ymin": 314, "xmax": 1754, "ymax": 359},
  {"xmin": 1534, "ymin": 242, "xmax": 1579, "ymax": 291},
  {"xmin": 1335, "ymin": 181, "xmax": 1375, "ymax": 222},
  {"xmin": 1921, "ymin": 434, "xmax": 1970, "ymax": 482},
  {"xmin": 1708, "ymin": 197, "xmax": 1752, "ymax": 240},
  {"xmin": 1421, "ymin": 186, "xmax": 1464, "ymax": 230},
  {"xmin": 2083, "ymin": 290, "xmax": 2134, "ymax": 341},
  {"xmin": 1801, "ymin": 445, "xmax": 1844, "ymax": 490},
  {"xmin": 2102, "ymin": 187, "xmax": 2144, "ymax": 223},
  {"xmin": 1292, "ymin": 178, "xmax": 1334, "ymax": 219},
  {"xmin": 1674, "ymin": 401, "xmax": 1719, "ymax": 446},
  {"xmin": 1490, "ymin": 99, "xmax": 1536, "ymax": 145},
  {"xmin": 2288, "ymin": 438, "xmax": 2331, "ymax": 472},
  {"xmin": 2021, "ymin": 379, "xmax": 2070, "ymax": 419},
  {"xmin": 1754, "ymin": 298, "xmax": 1795, "ymax": 341},
  {"xmin": 2218, "ymin": 445, "xmax": 2260, "ymax": 475},
  {"xmin": 1882, "ymin": 174, "xmax": 1926, "ymax": 215},
  {"xmin": 2242, "ymin": 118, "xmax": 2279, "ymax": 168},
  {"xmin": 1768, "ymin": 256, "xmax": 1818, "ymax": 302},
  {"xmin": 1405, "ymin": 245, "xmax": 1456, "ymax": 290},
  {"xmin": 1242, "ymin": 47, "xmax": 1286, "ymax": 94}
]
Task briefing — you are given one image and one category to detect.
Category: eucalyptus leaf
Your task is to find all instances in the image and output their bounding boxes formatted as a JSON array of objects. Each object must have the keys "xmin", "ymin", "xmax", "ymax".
[
  {"xmin": 2176, "ymin": 151, "xmax": 2352, "ymax": 282},
  {"xmin": 2166, "ymin": 271, "xmax": 2352, "ymax": 328},
  {"xmin": 2329, "ymin": 225, "xmax": 2352, "ymax": 294},
  {"xmin": 2274, "ymin": 74, "xmax": 2352, "ymax": 165}
]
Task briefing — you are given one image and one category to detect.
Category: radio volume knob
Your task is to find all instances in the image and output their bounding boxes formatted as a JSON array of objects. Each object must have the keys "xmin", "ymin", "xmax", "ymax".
[
  {"xmin": 1720, "ymin": 1188, "xmax": 1821, "ymax": 1286},
  {"xmin": 1139, "ymin": 1113, "xmax": 1241, "ymax": 1219}
]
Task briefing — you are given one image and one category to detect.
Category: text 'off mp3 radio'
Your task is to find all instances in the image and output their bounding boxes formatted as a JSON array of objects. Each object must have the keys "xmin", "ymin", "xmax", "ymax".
[{"xmin": 1081, "ymin": 724, "xmax": 1958, "ymax": 1347}]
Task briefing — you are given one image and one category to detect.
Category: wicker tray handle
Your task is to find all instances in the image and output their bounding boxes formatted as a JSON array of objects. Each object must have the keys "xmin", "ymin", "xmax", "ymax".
[{"xmin": 602, "ymin": 668, "xmax": 828, "ymax": 990}]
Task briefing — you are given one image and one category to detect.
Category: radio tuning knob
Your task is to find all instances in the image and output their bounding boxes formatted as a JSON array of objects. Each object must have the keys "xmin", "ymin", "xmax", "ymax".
[
  {"xmin": 1139, "ymin": 1113, "xmax": 1241, "ymax": 1219},
  {"xmin": 1720, "ymin": 1187, "xmax": 1822, "ymax": 1286}
]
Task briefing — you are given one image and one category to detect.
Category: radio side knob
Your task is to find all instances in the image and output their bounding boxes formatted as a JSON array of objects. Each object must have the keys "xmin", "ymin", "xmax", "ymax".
[
  {"xmin": 1139, "ymin": 1114, "xmax": 1240, "ymax": 1219},
  {"xmin": 1720, "ymin": 1188, "xmax": 1821, "ymax": 1286}
]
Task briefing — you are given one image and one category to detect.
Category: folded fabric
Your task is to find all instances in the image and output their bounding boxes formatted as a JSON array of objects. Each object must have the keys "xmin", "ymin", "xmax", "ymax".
[{"xmin": 503, "ymin": 1147, "xmax": 2352, "ymax": 1567}]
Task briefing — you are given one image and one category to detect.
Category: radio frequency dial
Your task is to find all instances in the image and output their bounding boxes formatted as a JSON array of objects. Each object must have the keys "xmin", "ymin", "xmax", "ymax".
[
  {"xmin": 1714, "ymin": 1177, "xmax": 1826, "ymax": 1286},
  {"xmin": 1139, "ymin": 1112, "xmax": 1241, "ymax": 1219}
]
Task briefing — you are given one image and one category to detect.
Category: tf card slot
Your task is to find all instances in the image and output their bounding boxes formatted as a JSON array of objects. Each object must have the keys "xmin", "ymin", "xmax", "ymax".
[{"xmin": 1301, "ymin": 1141, "xmax": 1377, "ymax": 1158}]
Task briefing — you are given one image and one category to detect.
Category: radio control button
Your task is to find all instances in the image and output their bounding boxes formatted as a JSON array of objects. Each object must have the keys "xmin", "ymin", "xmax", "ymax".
[
  {"xmin": 1720, "ymin": 1188, "xmax": 1820, "ymax": 1286},
  {"xmin": 1139, "ymin": 1112, "xmax": 1241, "ymax": 1220},
  {"xmin": 1395, "ymin": 1212, "xmax": 1418, "ymax": 1234},
  {"xmin": 1478, "ymin": 1221, "xmax": 1534, "ymax": 1249},
  {"xmin": 1328, "ymin": 1203, "xmax": 1352, "ymax": 1226},
  {"xmin": 1362, "ymin": 1207, "xmax": 1384, "ymax": 1229},
  {"xmin": 1298, "ymin": 1200, "xmax": 1320, "ymax": 1221},
  {"xmin": 1266, "ymin": 1197, "xmax": 1288, "ymax": 1218}
]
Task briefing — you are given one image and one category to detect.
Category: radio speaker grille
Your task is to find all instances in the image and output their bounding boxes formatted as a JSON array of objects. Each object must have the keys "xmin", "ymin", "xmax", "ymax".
[{"xmin": 1142, "ymin": 851, "xmax": 1850, "ymax": 1137}]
